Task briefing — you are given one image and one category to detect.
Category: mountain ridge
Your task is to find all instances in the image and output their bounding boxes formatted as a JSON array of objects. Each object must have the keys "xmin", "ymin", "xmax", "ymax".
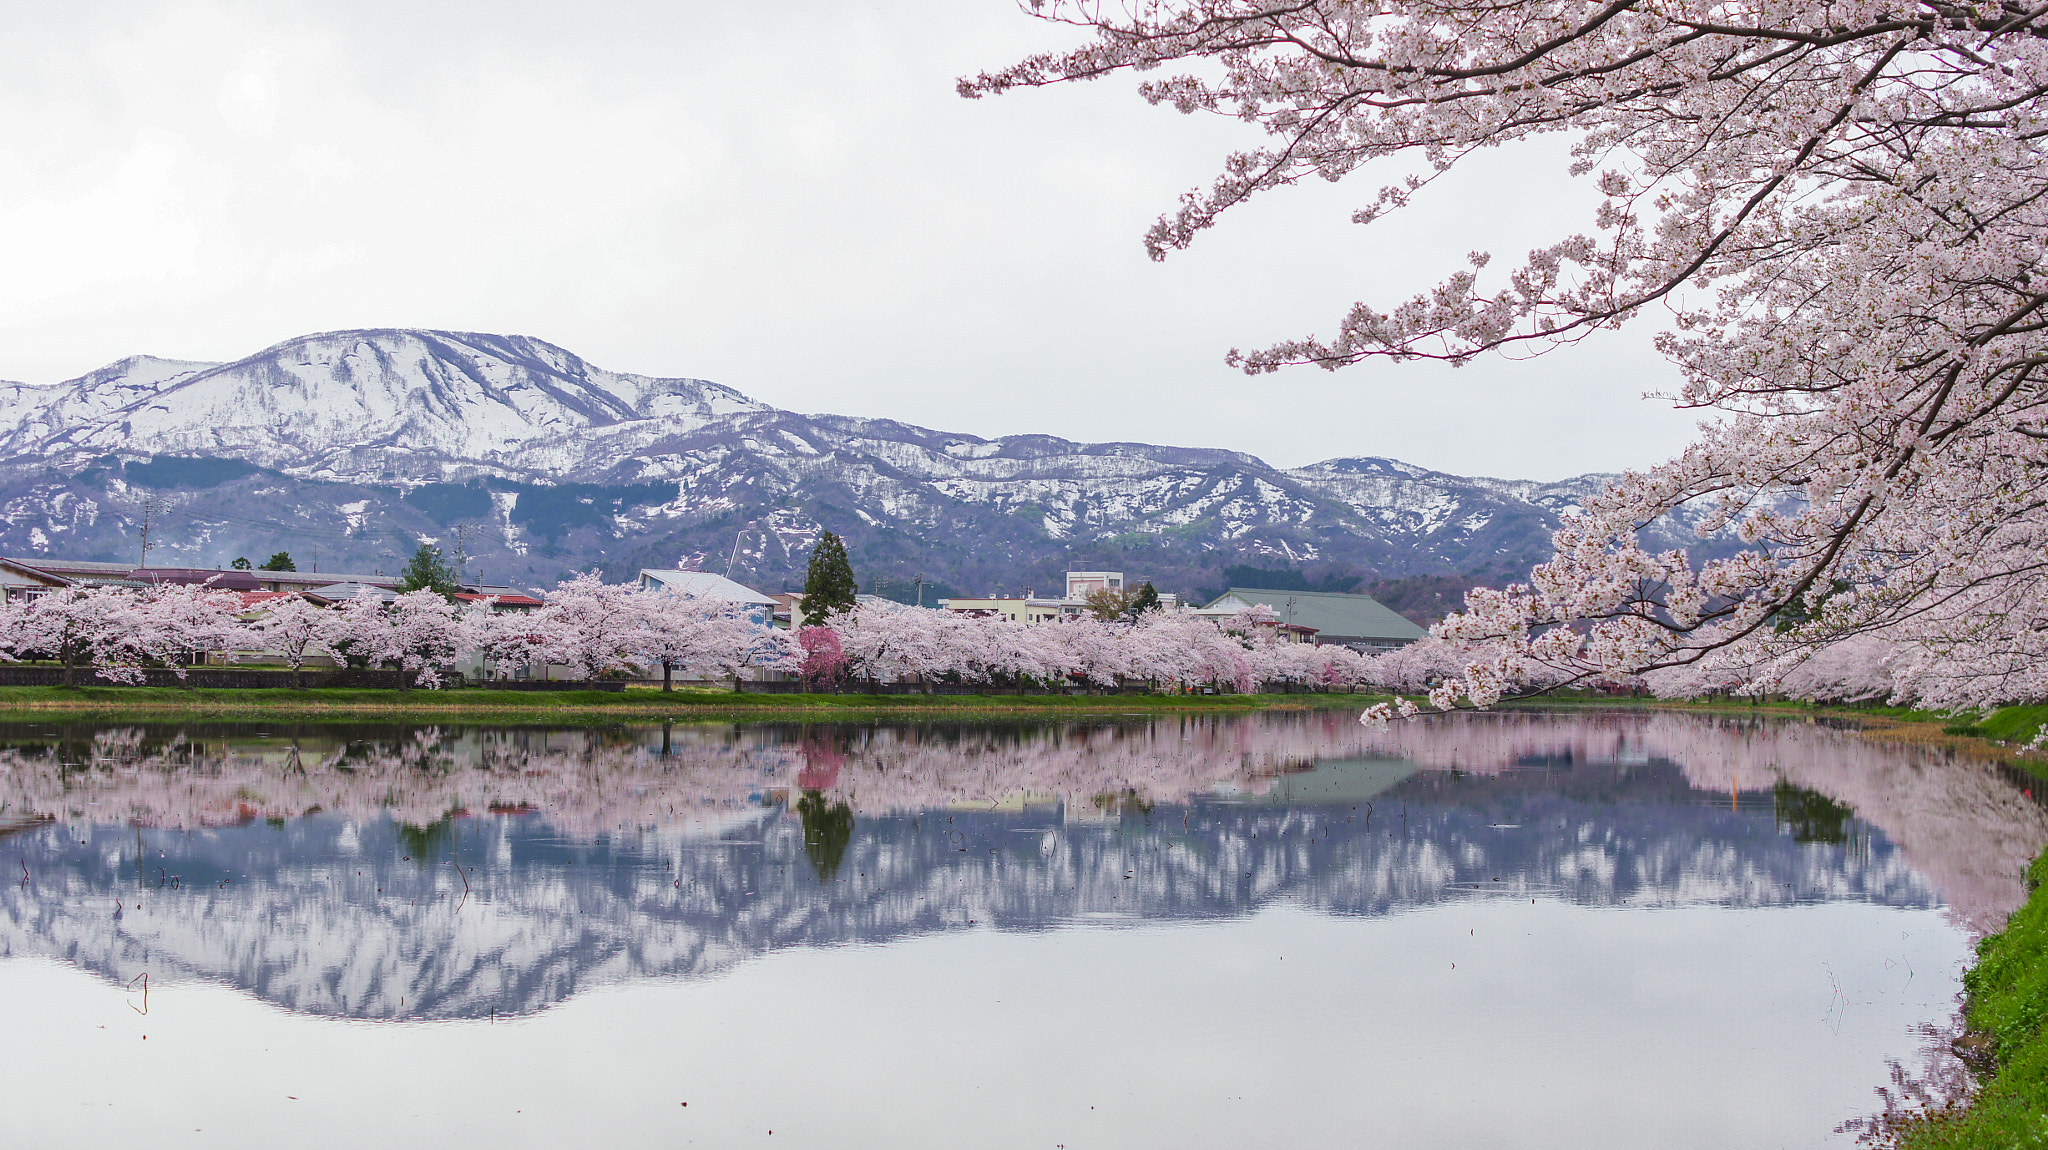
[{"xmin": 0, "ymin": 328, "xmax": 1705, "ymax": 600}]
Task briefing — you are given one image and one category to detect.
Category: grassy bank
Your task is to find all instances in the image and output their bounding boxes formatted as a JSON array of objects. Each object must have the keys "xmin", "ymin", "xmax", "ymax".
[
  {"xmin": 0, "ymin": 684, "xmax": 1385, "ymax": 721},
  {"xmin": 1898, "ymin": 850, "xmax": 2048, "ymax": 1149},
  {"xmin": 1865, "ymin": 700, "xmax": 2048, "ymax": 1147}
]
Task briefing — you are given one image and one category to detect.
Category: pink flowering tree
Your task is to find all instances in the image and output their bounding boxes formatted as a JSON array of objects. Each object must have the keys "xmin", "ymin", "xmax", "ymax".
[
  {"xmin": 323, "ymin": 587, "xmax": 394, "ymax": 673},
  {"xmin": 129, "ymin": 582, "xmax": 248, "ymax": 681},
  {"xmin": 836, "ymin": 602, "xmax": 952, "ymax": 691},
  {"xmin": 474, "ymin": 603, "xmax": 565, "ymax": 681},
  {"xmin": 534, "ymin": 573, "xmax": 644, "ymax": 681},
  {"xmin": 248, "ymin": 594, "xmax": 335, "ymax": 690},
  {"xmin": 972, "ymin": 3, "xmax": 2048, "ymax": 715},
  {"xmin": 634, "ymin": 590, "xmax": 799, "ymax": 690},
  {"xmin": 9, "ymin": 588, "xmax": 142, "ymax": 685},
  {"xmin": 384, "ymin": 590, "xmax": 475, "ymax": 690},
  {"xmin": 797, "ymin": 626, "xmax": 849, "ymax": 691}
]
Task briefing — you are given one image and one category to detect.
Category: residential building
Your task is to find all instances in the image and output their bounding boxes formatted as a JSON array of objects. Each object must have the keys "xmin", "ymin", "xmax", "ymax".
[
  {"xmin": 0, "ymin": 558, "xmax": 74, "ymax": 602},
  {"xmin": 454, "ymin": 589, "xmax": 543, "ymax": 612},
  {"xmin": 1064, "ymin": 571, "xmax": 1124, "ymax": 599},
  {"xmin": 1196, "ymin": 587, "xmax": 1425, "ymax": 652},
  {"xmin": 933, "ymin": 594, "xmax": 1067, "ymax": 624},
  {"xmin": 637, "ymin": 569, "xmax": 779, "ymax": 625},
  {"xmin": 938, "ymin": 571, "xmax": 1179, "ymax": 623}
]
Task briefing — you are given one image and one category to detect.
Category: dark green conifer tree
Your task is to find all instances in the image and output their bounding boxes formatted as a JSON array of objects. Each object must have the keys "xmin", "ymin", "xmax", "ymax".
[
  {"xmin": 800, "ymin": 531, "xmax": 857, "ymax": 627},
  {"xmin": 1127, "ymin": 582, "xmax": 1162, "ymax": 620},
  {"xmin": 398, "ymin": 543, "xmax": 459, "ymax": 598},
  {"xmin": 259, "ymin": 551, "xmax": 296, "ymax": 572}
]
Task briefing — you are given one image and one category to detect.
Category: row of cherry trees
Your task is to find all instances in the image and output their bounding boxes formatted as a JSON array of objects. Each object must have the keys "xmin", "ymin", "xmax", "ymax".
[
  {"xmin": 6, "ymin": 571, "xmax": 1476, "ymax": 694},
  {"xmin": 4, "ymin": 574, "xmax": 794, "ymax": 689},
  {"xmin": 0, "ymin": 564, "xmax": 1499, "ymax": 687},
  {"xmin": 805, "ymin": 601, "xmax": 1414, "ymax": 692}
]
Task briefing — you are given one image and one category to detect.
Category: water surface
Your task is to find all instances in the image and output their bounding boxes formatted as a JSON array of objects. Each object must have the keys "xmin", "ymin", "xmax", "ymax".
[{"xmin": 2, "ymin": 711, "xmax": 2039, "ymax": 1147}]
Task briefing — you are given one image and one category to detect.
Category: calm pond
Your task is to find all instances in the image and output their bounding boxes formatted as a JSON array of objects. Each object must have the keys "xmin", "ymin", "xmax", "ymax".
[{"xmin": 2, "ymin": 711, "xmax": 2042, "ymax": 1148}]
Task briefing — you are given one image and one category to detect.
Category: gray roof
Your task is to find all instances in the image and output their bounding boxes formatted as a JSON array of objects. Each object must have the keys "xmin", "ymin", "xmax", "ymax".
[
  {"xmin": 305, "ymin": 582, "xmax": 397, "ymax": 603},
  {"xmin": 638, "ymin": 570, "xmax": 777, "ymax": 607},
  {"xmin": 1202, "ymin": 587, "xmax": 1427, "ymax": 643}
]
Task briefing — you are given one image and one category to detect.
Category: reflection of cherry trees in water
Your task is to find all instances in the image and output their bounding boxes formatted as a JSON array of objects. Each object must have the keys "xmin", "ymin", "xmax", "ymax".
[
  {"xmin": 0, "ymin": 711, "xmax": 2039, "ymax": 930},
  {"xmin": 1354, "ymin": 712, "xmax": 2048, "ymax": 933}
]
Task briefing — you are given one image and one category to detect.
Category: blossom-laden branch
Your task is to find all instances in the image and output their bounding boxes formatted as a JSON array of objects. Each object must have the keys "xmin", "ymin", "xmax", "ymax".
[{"xmin": 971, "ymin": 0, "xmax": 2048, "ymax": 708}]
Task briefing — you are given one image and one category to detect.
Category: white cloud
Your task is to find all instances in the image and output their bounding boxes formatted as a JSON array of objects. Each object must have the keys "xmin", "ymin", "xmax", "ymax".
[{"xmin": 0, "ymin": 0, "xmax": 1699, "ymax": 480}]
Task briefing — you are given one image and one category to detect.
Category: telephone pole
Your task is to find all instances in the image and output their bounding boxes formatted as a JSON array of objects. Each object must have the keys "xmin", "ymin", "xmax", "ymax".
[
  {"xmin": 136, "ymin": 495, "xmax": 175, "ymax": 568},
  {"xmin": 446, "ymin": 522, "xmax": 487, "ymax": 584}
]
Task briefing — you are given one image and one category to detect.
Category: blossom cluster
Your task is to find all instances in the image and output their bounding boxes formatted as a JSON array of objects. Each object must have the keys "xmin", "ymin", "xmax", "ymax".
[
  {"xmin": 811, "ymin": 601, "xmax": 1398, "ymax": 691},
  {"xmin": 973, "ymin": 0, "xmax": 2048, "ymax": 709},
  {"xmin": 2, "ymin": 573, "xmax": 796, "ymax": 688}
]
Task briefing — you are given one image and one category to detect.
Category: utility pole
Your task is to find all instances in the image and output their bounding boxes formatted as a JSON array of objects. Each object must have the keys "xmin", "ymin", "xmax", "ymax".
[
  {"xmin": 136, "ymin": 495, "xmax": 174, "ymax": 568},
  {"xmin": 446, "ymin": 522, "xmax": 487, "ymax": 585}
]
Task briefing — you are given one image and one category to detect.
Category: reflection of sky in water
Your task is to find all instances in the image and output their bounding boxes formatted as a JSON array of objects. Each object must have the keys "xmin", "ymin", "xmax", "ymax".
[{"xmin": 0, "ymin": 712, "xmax": 2039, "ymax": 1148}]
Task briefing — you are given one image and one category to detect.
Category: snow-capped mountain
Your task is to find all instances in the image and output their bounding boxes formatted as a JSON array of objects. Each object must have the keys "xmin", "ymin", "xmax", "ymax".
[
  {"xmin": 0, "ymin": 329, "xmax": 1710, "ymax": 597},
  {"xmin": 0, "ymin": 329, "xmax": 765, "ymax": 479}
]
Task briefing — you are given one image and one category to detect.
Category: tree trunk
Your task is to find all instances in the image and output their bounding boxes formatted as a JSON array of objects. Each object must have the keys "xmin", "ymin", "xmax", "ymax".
[{"xmin": 662, "ymin": 661, "xmax": 673, "ymax": 692}]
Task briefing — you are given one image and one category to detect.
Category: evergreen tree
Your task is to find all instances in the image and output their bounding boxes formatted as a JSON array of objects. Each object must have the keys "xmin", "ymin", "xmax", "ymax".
[
  {"xmin": 398, "ymin": 544, "xmax": 459, "ymax": 598},
  {"xmin": 259, "ymin": 551, "xmax": 296, "ymax": 572},
  {"xmin": 800, "ymin": 531, "xmax": 857, "ymax": 627},
  {"xmin": 1127, "ymin": 582, "xmax": 1162, "ymax": 620},
  {"xmin": 230, "ymin": 557, "xmax": 252, "ymax": 571}
]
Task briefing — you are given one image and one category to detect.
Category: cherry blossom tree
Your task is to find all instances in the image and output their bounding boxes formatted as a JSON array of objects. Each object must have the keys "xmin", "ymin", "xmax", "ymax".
[
  {"xmin": 970, "ymin": 2, "xmax": 2048, "ymax": 711},
  {"xmin": 1124, "ymin": 610, "xmax": 1255, "ymax": 691},
  {"xmin": 129, "ymin": 582, "xmax": 247, "ymax": 681},
  {"xmin": 534, "ymin": 573, "xmax": 644, "ymax": 681},
  {"xmin": 323, "ymin": 585, "xmax": 395, "ymax": 675},
  {"xmin": 384, "ymin": 590, "xmax": 475, "ymax": 690},
  {"xmin": 836, "ymin": 602, "xmax": 954, "ymax": 690},
  {"xmin": 247, "ymin": 594, "xmax": 334, "ymax": 690},
  {"xmin": 798, "ymin": 626, "xmax": 849, "ymax": 691},
  {"xmin": 323, "ymin": 587, "xmax": 394, "ymax": 674},
  {"xmin": 8, "ymin": 588, "xmax": 141, "ymax": 685},
  {"xmin": 634, "ymin": 590, "xmax": 800, "ymax": 690},
  {"xmin": 475, "ymin": 604, "xmax": 564, "ymax": 681}
]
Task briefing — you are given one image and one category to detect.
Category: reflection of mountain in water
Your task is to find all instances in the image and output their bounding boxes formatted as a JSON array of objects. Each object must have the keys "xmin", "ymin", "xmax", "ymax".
[{"xmin": 0, "ymin": 749, "xmax": 1937, "ymax": 1021}]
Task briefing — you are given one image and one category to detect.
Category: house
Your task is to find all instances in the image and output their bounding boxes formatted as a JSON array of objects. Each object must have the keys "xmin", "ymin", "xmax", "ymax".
[
  {"xmin": 1196, "ymin": 587, "xmax": 1425, "ymax": 652},
  {"xmin": 0, "ymin": 558, "xmax": 73, "ymax": 603},
  {"xmin": 637, "ymin": 569, "xmax": 779, "ymax": 625},
  {"xmin": 303, "ymin": 582, "xmax": 397, "ymax": 606},
  {"xmin": 934, "ymin": 594, "xmax": 1067, "ymax": 624},
  {"xmin": 937, "ymin": 570, "xmax": 1181, "ymax": 623},
  {"xmin": 2, "ymin": 557, "xmax": 404, "ymax": 595},
  {"xmin": 131, "ymin": 567, "xmax": 267, "ymax": 591},
  {"xmin": 454, "ymin": 590, "xmax": 543, "ymax": 613},
  {"xmin": 1064, "ymin": 570, "xmax": 1124, "ymax": 599}
]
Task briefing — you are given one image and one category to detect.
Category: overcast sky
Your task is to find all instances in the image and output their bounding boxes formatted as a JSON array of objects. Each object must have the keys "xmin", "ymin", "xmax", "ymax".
[{"xmin": 0, "ymin": 0, "xmax": 1701, "ymax": 481}]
